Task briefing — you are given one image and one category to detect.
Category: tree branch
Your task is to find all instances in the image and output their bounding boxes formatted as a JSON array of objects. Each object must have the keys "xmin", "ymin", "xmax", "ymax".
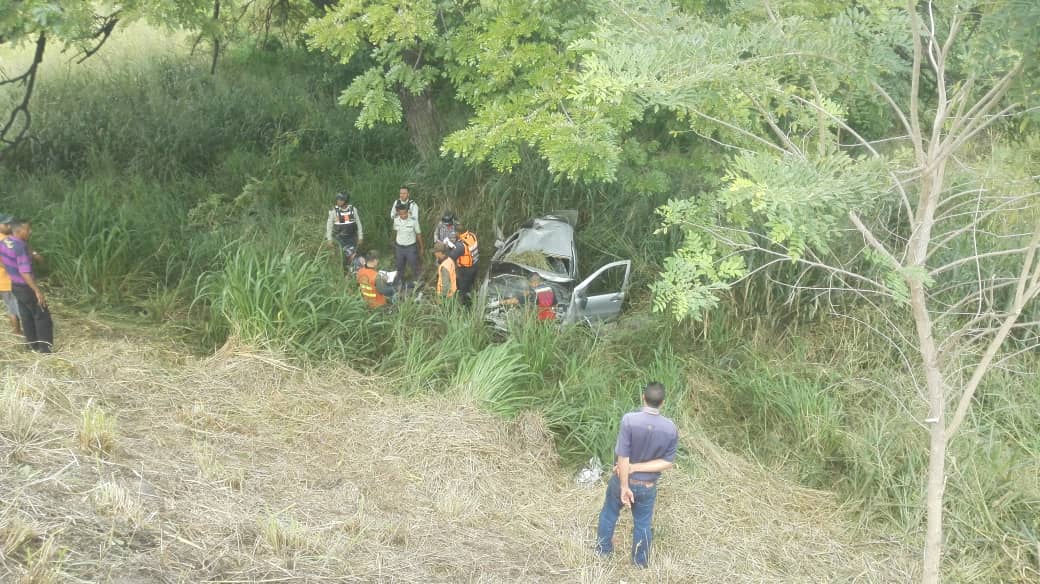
[
  {"xmin": 849, "ymin": 211, "xmax": 902, "ymax": 269},
  {"xmin": 686, "ymin": 221, "xmax": 896, "ymax": 297},
  {"xmin": 211, "ymin": 0, "xmax": 223, "ymax": 75},
  {"xmin": 688, "ymin": 109, "xmax": 789, "ymax": 154},
  {"xmin": 0, "ymin": 32, "xmax": 46, "ymax": 159},
  {"xmin": 940, "ymin": 61, "xmax": 1023, "ymax": 153},
  {"xmin": 929, "ymin": 245, "xmax": 1036, "ymax": 277},
  {"xmin": 741, "ymin": 89, "xmax": 804, "ymax": 157},
  {"xmin": 74, "ymin": 14, "xmax": 121, "ymax": 64},
  {"xmin": 946, "ymin": 221, "xmax": 1040, "ymax": 437},
  {"xmin": 869, "ymin": 80, "xmax": 915, "ymax": 141},
  {"xmin": 782, "ymin": 90, "xmax": 916, "ymax": 226},
  {"xmin": 906, "ymin": 0, "xmax": 926, "ymax": 163}
]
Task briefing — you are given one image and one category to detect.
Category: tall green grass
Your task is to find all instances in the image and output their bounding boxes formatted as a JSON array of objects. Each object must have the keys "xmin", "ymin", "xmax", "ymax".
[
  {"xmin": 197, "ymin": 241, "xmax": 377, "ymax": 359},
  {"xmin": 696, "ymin": 310, "xmax": 1040, "ymax": 582},
  {"xmin": 452, "ymin": 341, "xmax": 537, "ymax": 417}
]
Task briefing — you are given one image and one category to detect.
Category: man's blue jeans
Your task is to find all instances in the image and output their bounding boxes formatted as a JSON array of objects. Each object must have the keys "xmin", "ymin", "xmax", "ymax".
[{"xmin": 595, "ymin": 473, "xmax": 658, "ymax": 567}]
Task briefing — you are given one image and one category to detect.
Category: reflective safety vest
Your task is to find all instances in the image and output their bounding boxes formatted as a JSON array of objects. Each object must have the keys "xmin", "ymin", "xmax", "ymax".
[
  {"xmin": 457, "ymin": 231, "xmax": 479, "ymax": 268},
  {"xmin": 357, "ymin": 267, "xmax": 386, "ymax": 308},
  {"xmin": 333, "ymin": 205, "xmax": 358, "ymax": 238},
  {"xmin": 437, "ymin": 257, "xmax": 457, "ymax": 298},
  {"xmin": 534, "ymin": 285, "xmax": 555, "ymax": 320}
]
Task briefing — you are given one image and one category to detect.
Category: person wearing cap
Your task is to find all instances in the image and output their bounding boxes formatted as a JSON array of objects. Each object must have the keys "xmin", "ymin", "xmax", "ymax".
[
  {"xmin": 444, "ymin": 229, "xmax": 465, "ymax": 264},
  {"xmin": 356, "ymin": 250, "xmax": 394, "ymax": 308},
  {"xmin": 0, "ymin": 214, "xmax": 23, "ymax": 336},
  {"xmin": 392, "ymin": 202, "xmax": 423, "ymax": 290},
  {"xmin": 0, "ymin": 219, "xmax": 53, "ymax": 352},
  {"xmin": 433, "ymin": 242, "xmax": 457, "ymax": 301},
  {"xmin": 389, "ymin": 185, "xmax": 419, "ymax": 222},
  {"xmin": 433, "ymin": 212, "xmax": 456, "ymax": 245},
  {"xmin": 325, "ymin": 192, "xmax": 364, "ymax": 274}
]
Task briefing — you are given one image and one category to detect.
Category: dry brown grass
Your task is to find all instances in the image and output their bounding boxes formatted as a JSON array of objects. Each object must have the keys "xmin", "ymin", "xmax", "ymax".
[{"xmin": 0, "ymin": 319, "xmax": 916, "ymax": 582}]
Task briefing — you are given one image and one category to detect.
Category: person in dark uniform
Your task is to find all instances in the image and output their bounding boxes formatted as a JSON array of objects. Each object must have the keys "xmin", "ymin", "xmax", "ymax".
[
  {"xmin": 325, "ymin": 192, "xmax": 364, "ymax": 274},
  {"xmin": 433, "ymin": 212, "xmax": 456, "ymax": 245}
]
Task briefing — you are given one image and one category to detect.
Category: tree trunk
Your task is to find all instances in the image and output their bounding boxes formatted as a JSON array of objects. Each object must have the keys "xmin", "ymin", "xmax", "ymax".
[
  {"xmin": 911, "ymin": 281, "xmax": 946, "ymax": 584},
  {"xmin": 210, "ymin": 0, "xmax": 221, "ymax": 76},
  {"xmin": 398, "ymin": 87, "xmax": 440, "ymax": 162},
  {"xmin": 909, "ymin": 157, "xmax": 949, "ymax": 584}
]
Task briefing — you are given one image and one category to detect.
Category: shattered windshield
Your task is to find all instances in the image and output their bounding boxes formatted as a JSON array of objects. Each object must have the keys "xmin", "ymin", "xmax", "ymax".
[{"xmin": 485, "ymin": 274, "xmax": 532, "ymax": 303}]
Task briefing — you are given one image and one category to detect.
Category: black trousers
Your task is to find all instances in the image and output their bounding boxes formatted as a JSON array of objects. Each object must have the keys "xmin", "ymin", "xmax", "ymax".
[
  {"xmin": 11, "ymin": 284, "xmax": 53, "ymax": 353},
  {"xmin": 394, "ymin": 243, "xmax": 420, "ymax": 287},
  {"xmin": 456, "ymin": 265, "xmax": 478, "ymax": 306}
]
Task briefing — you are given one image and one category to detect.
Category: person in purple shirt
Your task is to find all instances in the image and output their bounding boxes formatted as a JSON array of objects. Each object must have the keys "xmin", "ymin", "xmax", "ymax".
[
  {"xmin": 1, "ymin": 219, "xmax": 53, "ymax": 352},
  {"xmin": 595, "ymin": 381, "xmax": 679, "ymax": 568}
]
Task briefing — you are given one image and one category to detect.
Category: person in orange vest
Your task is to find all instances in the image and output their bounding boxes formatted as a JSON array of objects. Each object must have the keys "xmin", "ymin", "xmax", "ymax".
[
  {"xmin": 453, "ymin": 221, "xmax": 479, "ymax": 307},
  {"xmin": 356, "ymin": 250, "xmax": 394, "ymax": 308},
  {"xmin": 433, "ymin": 242, "xmax": 457, "ymax": 301}
]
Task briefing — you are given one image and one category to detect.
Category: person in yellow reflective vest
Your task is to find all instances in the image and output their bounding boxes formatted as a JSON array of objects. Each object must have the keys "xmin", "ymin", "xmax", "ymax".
[
  {"xmin": 356, "ymin": 250, "xmax": 394, "ymax": 308},
  {"xmin": 433, "ymin": 243, "xmax": 457, "ymax": 301}
]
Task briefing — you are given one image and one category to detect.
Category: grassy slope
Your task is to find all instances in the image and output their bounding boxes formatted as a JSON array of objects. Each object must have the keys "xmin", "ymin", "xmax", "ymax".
[
  {"xmin": 3, "ymin": 22, "xmax": 1036, "ymax": 583},
  {"xmin": 0, "ymin": 315, "xmax": 914, "ymax": 583}
]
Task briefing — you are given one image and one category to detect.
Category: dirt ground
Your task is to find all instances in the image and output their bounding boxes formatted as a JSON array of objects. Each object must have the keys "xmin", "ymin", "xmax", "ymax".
[{"xmin": 0, "ymin": 318, "xmax": 915, "ymax": 583}]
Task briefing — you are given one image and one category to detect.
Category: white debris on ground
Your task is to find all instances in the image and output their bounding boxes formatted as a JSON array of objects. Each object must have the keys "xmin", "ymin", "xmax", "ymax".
[{"xmin": 575, "ymin": 456, "xmax": 604, "ymax": 488}]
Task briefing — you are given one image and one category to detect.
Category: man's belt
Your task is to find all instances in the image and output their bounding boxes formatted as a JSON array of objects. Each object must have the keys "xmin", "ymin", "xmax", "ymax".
[
  {"xmin": 628, "ymin": 478, "xmax": 656, "ymax": 487},
  {"xmin": 395, "ymin": 242, "xmax": 417, "ymax": 248}
]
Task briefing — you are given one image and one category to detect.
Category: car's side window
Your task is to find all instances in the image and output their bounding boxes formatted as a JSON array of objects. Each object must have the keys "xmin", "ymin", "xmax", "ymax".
[{"xmin": 586, "ymin": 263, "xmax": 627, "ymax": 296}]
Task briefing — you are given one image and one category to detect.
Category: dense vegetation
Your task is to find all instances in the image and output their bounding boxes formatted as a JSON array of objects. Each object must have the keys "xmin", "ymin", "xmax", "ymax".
[{"xmin": 2, "ymin": 2, "xmax": 1038, "ymax": 582}]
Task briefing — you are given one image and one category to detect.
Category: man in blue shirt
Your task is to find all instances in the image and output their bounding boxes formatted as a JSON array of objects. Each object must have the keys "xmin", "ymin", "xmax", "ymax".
[{"xmin": 595, "ymin": 381, "xmax": 679, "ymax": 568}]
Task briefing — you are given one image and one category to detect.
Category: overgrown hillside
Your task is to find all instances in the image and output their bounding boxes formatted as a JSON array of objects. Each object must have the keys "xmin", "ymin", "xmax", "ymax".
[
  {"xmin": 2, "ymin": 7, "xmax": 1039, "ymax": 582},
  {"xmin": 0, "ymin": 319, "xmax": 914, "ymax": 582}
]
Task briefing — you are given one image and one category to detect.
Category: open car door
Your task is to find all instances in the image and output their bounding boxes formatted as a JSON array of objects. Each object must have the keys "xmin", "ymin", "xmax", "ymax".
[{"xmin": 564, "ymin": 260, "xmax": 632, "ymax": 324}]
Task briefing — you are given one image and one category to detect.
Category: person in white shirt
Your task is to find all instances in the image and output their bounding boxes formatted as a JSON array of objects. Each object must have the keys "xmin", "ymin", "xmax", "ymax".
[
  {"xmin": 390, "ymin": 185, "xmax": 419, "ymax": 222},
  {"xmin": 392, "ymin": 202, "xmax": 423, "ymax": 290}
]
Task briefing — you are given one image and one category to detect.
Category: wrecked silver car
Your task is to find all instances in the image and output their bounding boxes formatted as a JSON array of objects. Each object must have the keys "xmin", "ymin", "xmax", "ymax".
[{"xmin": 480, "ymin": 211, "xmax": 632, "ymax": 329}]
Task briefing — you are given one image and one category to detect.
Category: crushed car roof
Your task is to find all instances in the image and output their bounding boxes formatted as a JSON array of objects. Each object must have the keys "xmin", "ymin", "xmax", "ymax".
[{"xmin": 512, "ymin": 216, "xmax": 575, "ymax": 260}]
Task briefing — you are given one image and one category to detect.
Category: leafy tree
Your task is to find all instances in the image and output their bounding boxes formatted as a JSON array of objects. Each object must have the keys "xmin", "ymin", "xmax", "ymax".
[
  {"xmin": 305, "ymin": 0, "xmax": 458, "ymax": 161},
  {"xmin": 0, "ymin": 1, "xmax": 124, "ymax": 155},
  {"xmin": 0, "ymin": 0, "xmax": 317, "ymax": 157},
  {"xmin": 551, "ymin": 0, "xmax": 1039, "ymax": 580},
  {"xmin": 303, "ymin": 1, "xmax": 603, "ymax": 165}
]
